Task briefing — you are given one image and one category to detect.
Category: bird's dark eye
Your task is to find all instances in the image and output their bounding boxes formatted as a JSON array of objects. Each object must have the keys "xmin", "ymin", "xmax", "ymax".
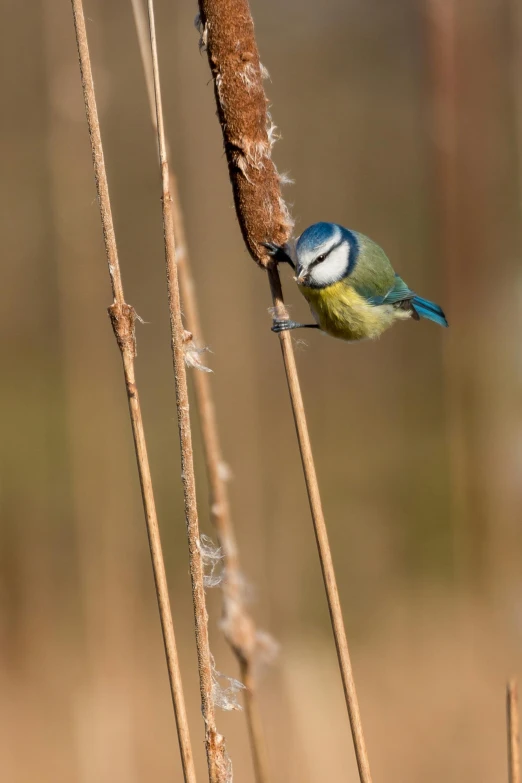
[{"xmin": 308, "ymin": 251, "xmax": 329, "ymax": 271}]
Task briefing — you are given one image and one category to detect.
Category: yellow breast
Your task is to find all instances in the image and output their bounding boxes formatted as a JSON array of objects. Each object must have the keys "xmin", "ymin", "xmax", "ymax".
[{"xmin": 300, "ymin": 280, "xmax": 404, "ymax": 341}]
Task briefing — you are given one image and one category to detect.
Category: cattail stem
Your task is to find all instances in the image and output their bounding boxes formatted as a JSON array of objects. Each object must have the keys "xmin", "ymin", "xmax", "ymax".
[
  {"xmin": 267, "ymin": 269, "xmax": 372, "ymax": 783},
  {"xmin": 197, "ymin": 0, "xmax": 373, "ymax": 779},
  {"xmin": 144, "ymin": 2, "xmax": 231, "ymax": 780},
  {"xmin": 508, "ymin": 680, "xmax": 520, "ymax": 783},
  {"xmin": 70, "ymin": 2, "xmax": 196, "ymax": 781}
]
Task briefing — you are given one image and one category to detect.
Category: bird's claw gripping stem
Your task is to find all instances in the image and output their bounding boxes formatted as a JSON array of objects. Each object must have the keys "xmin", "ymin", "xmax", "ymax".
[
  {"xmin": 272, "ymin": 318, "xmax": 297, "ymax": 333},
  {"xmin": 271, "ymin": 319, "xmax": 319, "ymax": 333},
  {"xmin": 262, "ymin": 241, "xmax": 296, "ymax": 269}
]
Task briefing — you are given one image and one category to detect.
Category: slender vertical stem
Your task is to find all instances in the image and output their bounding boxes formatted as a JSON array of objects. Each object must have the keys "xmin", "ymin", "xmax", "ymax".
[
  {"xmin": 130, "ymin": 2, "xmax": 272, "ymax": 780},
  {"xmin": 196, "ymin": 0, "xmax": 373, "ymax": 777},
  {"xmin": 240, "ymin": 660, "xmax": 271, "ymax": 783},
  {"xmin": 44, "ymin": 4, "xmax": 138, "ymax": 778},
  {"xmin": 70, "ymin": 3, "xmax": 196, "ymax": 782},
  {"xmin": 267, "ymin": 269, "xmax": 372, "ymax": 783},
  {"xmin": 145, "ymin": 2, "xmax": 230, "ymax": 781},
  {"xmin": 508, "ymin": 680, "xmax": 520, "ymax": 783}
]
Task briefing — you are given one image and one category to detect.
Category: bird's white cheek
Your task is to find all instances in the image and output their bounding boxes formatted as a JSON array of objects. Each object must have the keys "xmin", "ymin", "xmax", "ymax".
[{"xmin": 309, "ymin": 245, "xmax": 349, "ymax": 287}]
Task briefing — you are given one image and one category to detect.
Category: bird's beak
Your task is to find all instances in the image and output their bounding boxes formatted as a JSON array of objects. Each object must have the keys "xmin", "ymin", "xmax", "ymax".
[{"xmin": 296, "ymin": 268, "xmax": 307, "ymax": 285}]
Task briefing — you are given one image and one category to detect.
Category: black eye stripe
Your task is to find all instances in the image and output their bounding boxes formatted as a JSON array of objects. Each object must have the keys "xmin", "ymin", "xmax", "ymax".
[
  {"xmin": 309, "ymin": 253, "xmax": 327, "ymax": 269},
  {"xmin": 308, "ymin": 238, "xmax": 345, "ymax": 269}
]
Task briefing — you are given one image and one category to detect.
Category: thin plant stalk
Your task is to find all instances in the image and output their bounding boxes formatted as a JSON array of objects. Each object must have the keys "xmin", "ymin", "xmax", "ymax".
[
  {"xmin": 144, "ymin": 2, "xmax": 231, "ymax": 780},
  {"xmin": 70, "ymin": 3, "xmax": 196, "ymax": 782},
  {"xmin": 130, "ymin": 2, "xmax": 272, "ymax": 781},
  {"xmin": 267, "ymin": 270, "xmax": 371, "ymax": 783},
  {"xmin": 196, "ymin": 0, "xmax": 373, "ymax": 780},
  {"xmin": 176, "ymin": 177, "xmax": 271, "ymax": 783},
  {"xmin": 44, "ymin": 4, "xmax": 138, "ymax": 779},
  {"xmin": 508, "ymin": 680, "xmax": 521, "ymax": 783},
  {"xmin": 239, "ymin": 659, "xmax": 271, "ymax": 783}
]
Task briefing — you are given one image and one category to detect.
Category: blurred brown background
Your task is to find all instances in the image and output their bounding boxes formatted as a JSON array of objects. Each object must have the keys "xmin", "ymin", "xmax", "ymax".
[{"xmin": 1, "ymin": 0, "xmax": 522, "ymax": 780}]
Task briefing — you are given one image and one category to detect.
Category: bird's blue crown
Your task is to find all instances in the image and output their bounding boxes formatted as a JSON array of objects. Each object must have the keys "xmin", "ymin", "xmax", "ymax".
[
  {"xmin": 297, "ymin": 222, "xmax": 357, "ymax": 254},
  {"xmin": 297, "ymin": 222, "xmax": 342, "ymax": 253}
]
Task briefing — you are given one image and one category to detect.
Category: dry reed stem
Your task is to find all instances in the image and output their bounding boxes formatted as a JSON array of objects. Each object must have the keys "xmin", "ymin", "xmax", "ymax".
[
  {"xmin": 145, "ymin": 2, "xmax": 231, "ymax": 780},
  {"xmin": 176, "ymin": 184, "xmax": 271, "ymax": 783},
  {"xmin": 44, "ymin": 6, "xmax": 139, "ymax": 777},
  {"xmin": 508, "ymin": 680, "xmax": 520, "ymax": 783},
  {"xmin": 239, "ymin": 659, "xmax": 271, "ymax": 783},
  {"xmin": 197, "ymin": 0, "xmax": 373, "ymax": 781},
  {"xmin": 70, "ymin": 3, "xmax": 196, "ymax": 781},
  {"xmin": 130, "ymin": 2, "xmax": 272, "ymax": 781}
]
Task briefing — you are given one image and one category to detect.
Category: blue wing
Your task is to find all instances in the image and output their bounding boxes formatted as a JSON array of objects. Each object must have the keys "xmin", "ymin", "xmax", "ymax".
[
  {"xmin": 362, "ymin": 275, "xmax": 448, "ymax": 327},
  {"xmin": 363, "ymin": 275, "xmax": 414, "ymax": 307}
]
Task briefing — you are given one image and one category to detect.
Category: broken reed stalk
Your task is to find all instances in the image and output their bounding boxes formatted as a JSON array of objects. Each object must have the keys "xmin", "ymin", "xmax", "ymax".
[
  {"xmin": 508, "ymin": 680, "xmax": 521, "ymax": 783},
  {"xmin": 196, "ymin": 1, "xmax": 373, "ymax": 781},
  {"xmin": 130, "ymin": 2, "xmax": 272, "ymax": 781},
  {"xmin": 145, "ymin": 2, "xmax": 231, "ymax": 781},
  {"xmin": 70, "ymin": 3, "xmax": 197, "ymax": 782}
]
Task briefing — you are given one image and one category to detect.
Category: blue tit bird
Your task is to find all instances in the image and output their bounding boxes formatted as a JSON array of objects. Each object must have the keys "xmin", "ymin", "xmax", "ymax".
[{"xmin": 265, "ymin": 222, "xmax": 448, "ymax": 341}]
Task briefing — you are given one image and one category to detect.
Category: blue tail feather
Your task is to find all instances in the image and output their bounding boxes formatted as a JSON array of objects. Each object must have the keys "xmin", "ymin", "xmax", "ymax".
[{"xmin": 412, "ymin": 296, "xmax": 448, "ymax": 328}]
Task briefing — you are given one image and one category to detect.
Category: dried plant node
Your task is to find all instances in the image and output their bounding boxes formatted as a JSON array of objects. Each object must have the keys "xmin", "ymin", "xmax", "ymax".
[{"xmin": 108, "ymin": 302, "xmax": 137, "ymax": 359}]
